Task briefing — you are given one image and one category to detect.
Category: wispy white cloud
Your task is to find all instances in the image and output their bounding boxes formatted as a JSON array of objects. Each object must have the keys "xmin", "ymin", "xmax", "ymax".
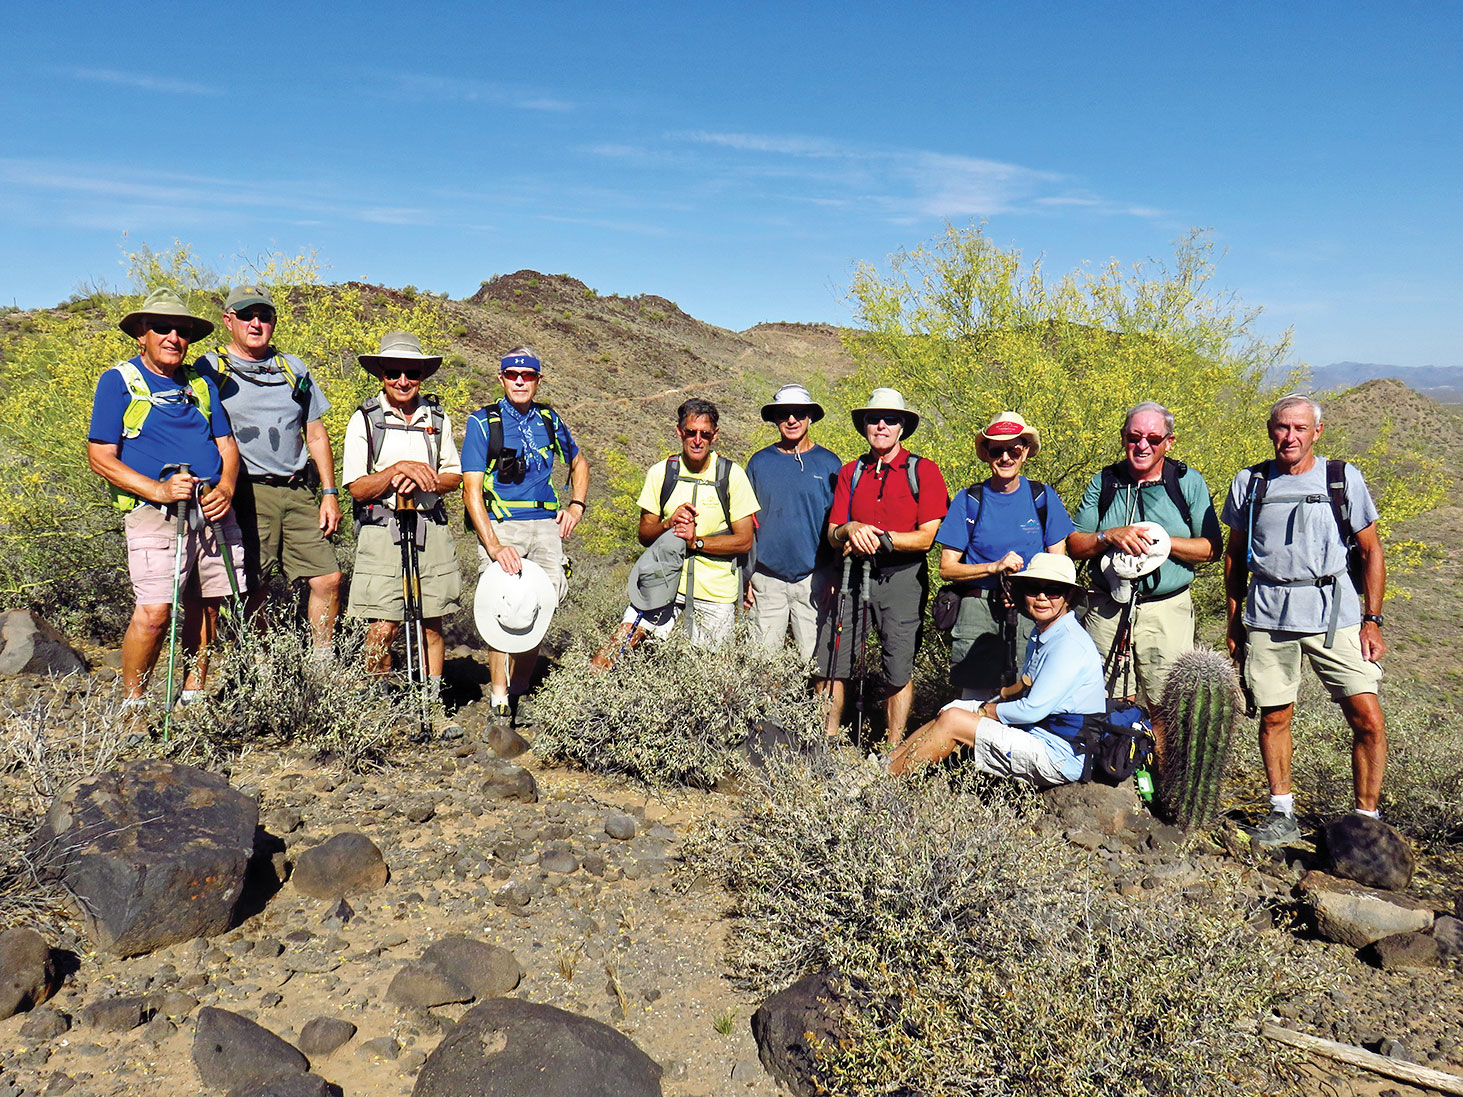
[
  {"xmin": 382, "ymin": 74, "xmax": 574, "ymax": 112},
  {"xmin": 52, "ymin": 66, "xmax": 221, "ymax": 97},
  {"xmin": 679, "ymin": 131, "xmax": 847, "ymax": 158}
]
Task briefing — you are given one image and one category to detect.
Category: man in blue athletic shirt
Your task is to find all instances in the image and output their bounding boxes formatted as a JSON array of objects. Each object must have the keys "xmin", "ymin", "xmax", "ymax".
[
  {"xmin": 88, "ymin": 288, "xmax": 244, "ymax": 711},
  {"xmin": 462, "ymin": 347, "xmax": 589, "ymax": 725},
  {"xmin": 745, "ymin": 384, "xmax": 841, "ymax": 663}
]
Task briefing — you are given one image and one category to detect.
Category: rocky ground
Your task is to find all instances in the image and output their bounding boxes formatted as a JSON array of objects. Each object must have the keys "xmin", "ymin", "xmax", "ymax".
[{"xmin": 1, "ymin": 641, "xmax": 1460, "ymax": 1097}]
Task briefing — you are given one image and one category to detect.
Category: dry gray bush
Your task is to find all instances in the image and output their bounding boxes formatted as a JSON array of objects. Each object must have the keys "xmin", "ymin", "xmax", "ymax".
[
  {"xmin": 531, "ymin": 625, "xmax": 825, "ymax": 787},
  {"xmin": 688, "ymin": 755, "xmax": 1314, "ymax": 1096}
]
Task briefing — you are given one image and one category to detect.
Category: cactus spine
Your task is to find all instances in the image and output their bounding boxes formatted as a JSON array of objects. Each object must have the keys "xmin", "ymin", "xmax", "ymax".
[{"xmin": 1157, "ymin": 647, "xmax": 1245, "ymax": 828}]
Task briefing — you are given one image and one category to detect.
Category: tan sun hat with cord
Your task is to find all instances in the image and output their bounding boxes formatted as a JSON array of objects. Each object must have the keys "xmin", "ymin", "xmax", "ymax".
[
  {"xmin": 118, "ymin": 287, "xmax": 215, "ymax": 340},
  {"xmin": 850, "ymin": 387, "xmax": 919, "ymax": 439},
  {"xmin": 977, "ymin": 411, "xmax": 1041, "ymax": 460},
  {"xmin": 1010, "ymin": 552, "xmax": 1081, "ymax": 591},
  {"xmin": 358, "ymin": 331, "xmax": 443, "ymax": 380}
]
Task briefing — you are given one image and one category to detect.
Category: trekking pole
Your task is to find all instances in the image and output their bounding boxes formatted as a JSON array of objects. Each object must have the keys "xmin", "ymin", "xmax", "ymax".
[
  {"xmin": 825, "ymin": 556, "xmax": 853, "ymax": 682},
  {"xmin": 853, "ymin": 560, "xmax": 871, "ymax": 744},
  {"xmin": 162, "ymin": 463, "xmax": 193, "ymax": 741},
  {"xmin": 1104, "ymin": 598, "xmax": 1135, "ymax": 697},
  {"xmin": 195, "ymin": 482, "xmax": 244, "ymax": 626},
  {"xmin": 395, "ymin": 492, "xmax": 431, "ymax": 737},
  {"xmin": 999, "ymin": 572, "xmax": 1018, "ymax": 688}
]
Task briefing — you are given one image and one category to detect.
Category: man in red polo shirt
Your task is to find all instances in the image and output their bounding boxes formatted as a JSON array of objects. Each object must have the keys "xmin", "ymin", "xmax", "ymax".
[{"xmin": 815, "ymin": 388, "xmax": 949, "ymax": 745}]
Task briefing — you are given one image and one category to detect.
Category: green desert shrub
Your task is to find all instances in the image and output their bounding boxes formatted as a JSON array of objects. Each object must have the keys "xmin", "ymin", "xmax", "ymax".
[
  {"xmin": 170, "ymin": 619, "xmax": 422, "ymax": 769},
  {"xmin": 688, "ymin": 756, "xmax": 1311, "ymax": 1096},
  {"xmin": 531, "ymin": 627, "xmax": 824, "ymax": 786}
]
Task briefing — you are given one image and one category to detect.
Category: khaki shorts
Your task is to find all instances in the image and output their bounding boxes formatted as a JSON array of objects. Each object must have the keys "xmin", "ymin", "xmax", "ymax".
[
  {"xmin": 125, "ymin": 505, "xmax": 247, "ymax": 605},
  {"xmin": 1244, "ymin": 624, "xmax": 1382, "ymax": 706},
  {"xmin": 233, "ymin": 479, "xmax": 339, "ymax": 585},
  {"xmin": 476, "ymin": 517, "xmax": 568, "ymax": 601},
  {"xmin": 347, "ymin": 519, "xmax": 462, "ymax": 621},
  {"xmin": 748, "ymin": 568, "xmax": 825, "ymax": 664},
  {"xmin": 1081, "ymin": 588, "xmax": 1195, "ymax": 706},
  {"xmin": 622, "ymin": 597, "xmax": 736, "ymax": 648},
  {"xmin": 940, "ymin": 700, "xmax": 1072, "ymax": 788}
]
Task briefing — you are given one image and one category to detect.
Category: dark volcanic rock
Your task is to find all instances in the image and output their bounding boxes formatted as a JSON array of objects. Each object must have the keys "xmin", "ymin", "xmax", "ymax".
[
  {"xmin": 412, "ymin": 998, "xmax": 661, "ymax": 1097},
  {"xmin": 290, "ymin": 832, "xmax": 388, "ymax": 899},
  {"xmin": 296, "ymin": 1017, "xmax": 357, "ymax": 1057},
  {"xmin": 388, "ymin": 966, "xmax": 474, "ymax": 1009},
  {"xmin": 79, "ymin": 995, "xmax": 147, "ymax": 1032},
  {"xmin": 1298, "ymin": 871, "xmax": 1434, "ymax": 947},
  {"xmin": 485, "ymin": 725, "xmax": 529, "ymax": 759},
  {"xmin": 752, "ymin": 970, "xmax": 866, "ymax": 1097},
  {"xmin": 225, "ymin": 1076, "xmax": 331, "ymax": 1097},
  {"xmin": 418, "ymin": 937, "xmax": 521, "ymax": 998},
  {"xmin": 1361, "ymin": 932, "xmax": 1443, "ymax": 970},
  {"xmin": 193, "ymin": 1007, "xmax": 310, "ymax": 1091},
  {"xmin": 29, "ymin": 760, "xmax": 257, "ymax": 957},
  {"xmin": 0, "ymin": 927, "xmax": 55, "ymax": 1019},
  {"xmin": 480, "ymin": 760, "xmax": 538, "ymax": 804},
  {"xmin": 0, "ymin": 610, "xmax": 87, "ymax": 675},
  {"xmin": 1322, "ymin": 814, "xmax": 1415, "ymax": 891}
]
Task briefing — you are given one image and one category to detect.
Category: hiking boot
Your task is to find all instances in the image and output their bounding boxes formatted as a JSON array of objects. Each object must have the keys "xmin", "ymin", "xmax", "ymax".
[
  {"xmin": 489, "ymin": 700, "xmax": 511, "ymax": 726},
  {"xmin": 1245, "ymin": 811, "xmax": 1301, "ymax": 846},
  {"xmin": 510, "ymin": 695, "xmax": 537, "ymax": 728}
]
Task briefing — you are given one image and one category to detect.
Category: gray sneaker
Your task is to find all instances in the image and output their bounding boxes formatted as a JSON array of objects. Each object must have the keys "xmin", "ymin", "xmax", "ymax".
[{"xmin": 1246, "ymin": 811, "xmax": 1301, "ymax": 846}]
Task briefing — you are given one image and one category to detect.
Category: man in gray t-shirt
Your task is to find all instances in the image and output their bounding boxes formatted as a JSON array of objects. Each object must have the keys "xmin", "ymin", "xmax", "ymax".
[
  {"xmin": 1220, "ymin": 394, "xmax": 1387, "ymax": 845},
  {"xmin": 195, "ymin": 286, "xmax": 343, "ymax": 651}
]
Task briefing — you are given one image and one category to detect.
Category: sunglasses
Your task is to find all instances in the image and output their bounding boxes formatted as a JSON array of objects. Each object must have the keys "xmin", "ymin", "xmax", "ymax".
[
  {"xmin": 501, "ymin": 369, "xmax": 540, "ymax": 382},
  {"xmin": 232, "ymin": 308, "xmax": 275, "ymax": 324},
  {"xmin": 1023, "ymin": 581, "xmax": 1070, "ymax": 598},
  {"xmin": 987, "ymin": 443, "xmax": 1025, "ymax": 458},
  {"xmin": 1124, "ymin": 432, "xmax": 1171, "ymax": 447},
  {"xmin": 778, "ymin": 408, "xmax": 812, "ymax": 421},
  {"xmin": 145, "ymin": 320, "xmax": 193, "ymax": 337},
  {"xmin": 864, "ymin": 414, "xmax": 902, "ymax": 428},
  {"xmin": 382, "ymin": 368, "xmax": 424, "ymax": 381},
  {"xmin": 681, "ymin": 428, "xmax": 715, "ymax": 440}
]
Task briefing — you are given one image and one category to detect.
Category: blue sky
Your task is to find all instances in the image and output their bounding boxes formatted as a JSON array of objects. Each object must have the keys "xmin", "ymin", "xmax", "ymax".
[{"xmin": 3, "ymin": 1, "xmax": 1459, "ymax": 368}]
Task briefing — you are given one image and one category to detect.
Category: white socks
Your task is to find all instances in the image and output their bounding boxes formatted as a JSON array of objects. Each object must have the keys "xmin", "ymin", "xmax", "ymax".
[
  {"xmin": 1270, "ymin": 793, "xmax": 1295, "ymax": 817},
  {"xmin": 1354, "ymin": 807, "xmax": 1380, "ymax": 819}
]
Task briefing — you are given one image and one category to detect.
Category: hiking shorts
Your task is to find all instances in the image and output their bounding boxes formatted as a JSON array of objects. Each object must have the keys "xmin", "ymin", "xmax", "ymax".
[
  {"xmin": 814, "ymin": 560, "xmax": 926, "ymax": 688},
  {"xmin": 938, "ymin": 701, "xmax": 1073, "ymax": 788},
  {"xmin": 1244, "ymin": 624, "xmax": 1382, "ymax": 707},
  {"xmin": 622, "ymin": 597, "xmax": 736, "ymax": 648},
  {"xmin": 233, "ymin": 479, "xmax": 339, "ymax": 585},
  {"xmin": 950, "ymin": 593, "xmax": 1035, "ymax": 700},
  {"xmin": 125, "ymin": 504, "xmax": 246, "ymax": 605},
  {"xmin": 1081, "ymin": 588, "xmax": 1195, "ymax": 707},
  {"xmin": 748, "ymin": 567, "xmax": 829, "ymax": 664},
  {"xmin": 346, "ymin": 519, "xmax": 462, "ymax": 621},
  {"xmin": 477, "ymin": 517, "xmax": 568, "ymax": 602}
]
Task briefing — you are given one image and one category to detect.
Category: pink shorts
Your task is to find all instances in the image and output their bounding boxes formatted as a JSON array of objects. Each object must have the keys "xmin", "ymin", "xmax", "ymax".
[{"xmin": 125, "ymin": 505, "xmax": 247, "ymax": 605}]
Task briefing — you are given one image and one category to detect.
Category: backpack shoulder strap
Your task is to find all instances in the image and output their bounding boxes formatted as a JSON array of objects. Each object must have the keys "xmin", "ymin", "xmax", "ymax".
[
  {"xmin": 212, "ymin": 347, "xmax": 232, "ymax": 382},
  {"xmin": 181, "ymin": 365, "xmax": 212, "ymax": 424},
  {"xmin": 1096, "ymin": 462, "xmax": 1124, "ymax": 521},
  {"xmin": 659, "ymin": 455, "xmax": 681, "ymax": 517},
  {"xmin": 1160, "ymin": 459, "xmax": 1194, "ymax": 528},
  {"xmin": 359, "ymin": 395, "xmax": 387, "ymax": 470},
  {"xmin": 847, "ymin": 458, "xmax": 867, "ymax": 523},
  {"xmin": 713, "ymin": 454, "xmax": 733, "ymax": 532},
  {"xmin": 538, "ymin": 405, "xmax": 567, "ymax": 462},
  {"xmin": 422, "ymin": 394, "xmax": 445, "ymax": 470},
  {"xmin": 483, "ymin": 403, "xmax": 505, "ymax": 468},
  {"xmin": 1028, "ymin": 479, "xmax": 1050, "ymax": 540},
  {"xmin": 1326, "ymin": 458, "xmax": 1354, "ymax": 540},
  {"xmin": 905, "ymin": 453, "xmax": 921, "ymax": 501},
  {"xmin": 964, "ymin": 482, "xmax": 984, "ymax": 530}
]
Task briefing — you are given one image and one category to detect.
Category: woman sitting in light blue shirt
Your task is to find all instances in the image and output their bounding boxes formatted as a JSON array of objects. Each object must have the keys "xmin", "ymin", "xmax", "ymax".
[{"xmin": 889, "ymin": 553, "xmax": 1106, "ymax": 787}]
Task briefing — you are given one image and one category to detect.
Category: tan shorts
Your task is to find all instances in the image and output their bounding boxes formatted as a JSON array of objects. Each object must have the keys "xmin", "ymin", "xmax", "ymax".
[
  {"xmin": 234, "ymin": 479, "xmax": 339, "ymax": 584},
  {"xmin": 1244, "ymin": 624, "xmax": 1382, "ymax": 706},
  {"xmin": 347, "ymin": 520, "xmax": 462, "ymax": 621},
  {"xmin": 1081, "ymin": 588, "xmax": 1195, "ymax": 706},
  {"xmin": 939, "ymin": 701, "xmax": 1072, "ymax": 788},
  {"xmin": 476, "ymin": 517, "xmax": 568, "ymax": 601},
  {"xmin": 125, "ymin": 505, "xmax": 247, "ymax": 605}
]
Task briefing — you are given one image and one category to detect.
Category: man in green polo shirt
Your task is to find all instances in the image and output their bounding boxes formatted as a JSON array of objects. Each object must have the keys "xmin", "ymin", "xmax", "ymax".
[{"xmin": 1069, "ymin": 402, "xmax": 1223, "ymax": 754}]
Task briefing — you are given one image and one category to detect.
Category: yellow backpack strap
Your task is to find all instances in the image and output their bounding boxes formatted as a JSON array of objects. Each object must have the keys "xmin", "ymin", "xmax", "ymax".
[
  {"xmin": 214, "ymin": 347, "xmax": 232, "ymax": 382},
  {"xmin": 115, "ymin": 361, "xmax": 153, "ymax": 440},
  {"xmin": 183, "ymin": 367, "xmax": 212, "ymax": 424}
]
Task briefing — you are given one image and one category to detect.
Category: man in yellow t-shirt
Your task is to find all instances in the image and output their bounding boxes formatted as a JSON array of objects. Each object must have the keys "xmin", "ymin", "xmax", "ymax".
[{"xmin": 618, "ymin": 398, "xmax": 759, "ymax": 646}]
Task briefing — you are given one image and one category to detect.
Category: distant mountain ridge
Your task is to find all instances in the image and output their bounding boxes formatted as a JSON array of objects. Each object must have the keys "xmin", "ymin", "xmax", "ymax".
[{"xmin": 1309, "ymin": 361, "xmax": 1463, "ymax": 402}]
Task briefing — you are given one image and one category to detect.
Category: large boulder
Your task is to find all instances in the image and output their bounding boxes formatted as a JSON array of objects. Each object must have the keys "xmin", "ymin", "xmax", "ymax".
[
  {"xmin": 1298, "ymin": 870, "xmax": 1434, "ymax": 948},
  {"xmin": 30, "ymin": 760, "xmax": 258, "ymax": 957},
  {"xmin": 751, "ymin": 969, "xmax": 865, "ymax": 1097},
  {"xmin": 290, "ymin": 832, "xmax": 388, "ymax": 900},
  {"xmin": 193, "ymin": 1007, "xmax": 310, "ymax": 1092},
  {"xmin": 0, "ymin": 610, "xmax": 86, "ymax": 676},
  {"xmin": 413, "ymin": 999, "xmax": 661, "ymax": 1097},
  {"xmin": 1321, "ymin": 814, "xmax": 1415, "ymax": 891},
  {"xmin": 0, "ymin": 927, "xmax": 55, "ymax": 1019},
  {"xmin": 418, "ymin": 936, "xmax": 521, "ymax": 998}
]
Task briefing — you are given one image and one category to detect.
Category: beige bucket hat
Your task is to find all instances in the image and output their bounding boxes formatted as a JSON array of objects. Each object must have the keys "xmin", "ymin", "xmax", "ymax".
[
  {"xmin": 1011, "ymin": 552, "xmax": 1081, "ymax": 591},
  {"xmin": 851, "ymin": 387, "xmax": 918, "ymax": 438},
  {"xmin": 977, "ymin": 411, "xmax": 1041, "ymax": 460},
  {"xmin": 358, "ymin": 331, "xmax": 443, "ymax": 379},
  {"xmin": 118, "ymin": 288, "xmax": 215, "ymax": 340}
]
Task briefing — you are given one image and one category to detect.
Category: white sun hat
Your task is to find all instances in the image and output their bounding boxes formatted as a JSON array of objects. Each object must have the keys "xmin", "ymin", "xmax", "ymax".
[
  {"xmin": 474, "ymin": 558, "xmax": 557, "ymax": 652},
  {"xmin": 1099, "ymin": 521, "xmax": 1172, "ymax": 604}
]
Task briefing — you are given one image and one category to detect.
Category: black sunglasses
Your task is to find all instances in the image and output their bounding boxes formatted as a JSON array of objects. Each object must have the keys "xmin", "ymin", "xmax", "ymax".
[
  {"xmin": 682, "ymin": 428, "xmax": 715, "ymax": 440},
  {"xmin": 145, "ymin": 319, "xmax": 194, "ymax": 338},
  {"xmin": 1022, "ymin": 581, "xmax": 1070, "ymax": 597},
  {"xmin": 232, "ymin": 307, "xmax": 275, "ymax": 323},
  {"xmin": 864, "ymin": 414, "xmax": 903, "ymax": 427},
  {"xmin": 987, "ymin": 443, "xmax": 1025, "ymax": 458},
  {"xmin": 382, "ymin": 367, "xmax": 424, "ymax": 381}
]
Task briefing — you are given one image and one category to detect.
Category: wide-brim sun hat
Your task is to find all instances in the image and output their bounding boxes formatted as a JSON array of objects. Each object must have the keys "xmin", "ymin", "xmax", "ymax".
[
  {"xmin": 1106, "ymin": 521, "xmax": 1171, "ymax": 581},
  {"xmin": 1011, "ymin": 552, "xmax": 1081, "ymax": 591},
  {"xmin": 851, "ymin": 387, "xmax": 918, "ymax": 439},
  {"xmin": 359, "ymin": 331, "xmax": 443, "ymax": 380},
  {"xmin": 627, "ymin": 530, "xmax": 687, "ymax": 613},
  {"xmin": 118, "ymin": 287, "xmax": 215, "ymax": 341},
  {"xmin": 978, "ymin": 411, "xmax": 1041, "ymax": 461},
  {"xmin": 474, "ymin": 558, "xmax": 557, "ymax": 653},
  {"xmin": 761, "ymin": 383, "xmax": 825, "ymax": 423}
]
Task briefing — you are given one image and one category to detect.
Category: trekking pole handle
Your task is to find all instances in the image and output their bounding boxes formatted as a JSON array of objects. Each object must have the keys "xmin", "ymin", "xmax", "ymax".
[{"xmin": 175, "ymin": 463, "xmax": 193, "ymax": 524}]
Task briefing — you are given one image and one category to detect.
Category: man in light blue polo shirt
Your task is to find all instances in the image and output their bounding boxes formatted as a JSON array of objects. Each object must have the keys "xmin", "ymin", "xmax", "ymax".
[{"xmin": 462, "ymin": 347, "xmax": 589, "ymax": 725}]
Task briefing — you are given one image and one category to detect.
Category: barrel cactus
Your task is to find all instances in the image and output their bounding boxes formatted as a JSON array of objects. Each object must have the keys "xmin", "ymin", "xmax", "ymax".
[{"xmin": 1157, "ymin": 647, "xmax": 1246, "ymax": 829}]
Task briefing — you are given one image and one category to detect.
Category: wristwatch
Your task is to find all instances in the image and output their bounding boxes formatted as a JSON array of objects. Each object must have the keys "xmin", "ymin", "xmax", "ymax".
[
  {"xmin": 320, "ymin": 488, "xmax": 339, "ymax": 496},
  {"xmin": 694, "ymin": 538, "xmax": 705, "ymax": 551},
  {"xmin": 1362, "ymin": 613, "xmax": 1384, "ymax": 627}
]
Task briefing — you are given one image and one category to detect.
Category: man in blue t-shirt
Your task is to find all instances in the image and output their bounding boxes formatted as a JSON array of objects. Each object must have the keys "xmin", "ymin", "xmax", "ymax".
[
  {"xmin": 462, "ymin": 347, "xmax": 589, "ymax": 725},
  {"xmin": 87, "ymin": 288, "xmax": 244, "ymax": 711},
  {"xmin": 744, "ymin": 384, "xmax": 842, "ymax": 663}
]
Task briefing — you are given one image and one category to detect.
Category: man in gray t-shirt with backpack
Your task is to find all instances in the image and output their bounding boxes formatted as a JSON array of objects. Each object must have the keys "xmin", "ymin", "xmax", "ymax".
[
  {"xmin": 195, "ymin": 286, "xmax": 343, "ymax": 653},
  {"xmin": 1221, "ymin": 393, "xmax": 1387, "ymax": 846}
]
